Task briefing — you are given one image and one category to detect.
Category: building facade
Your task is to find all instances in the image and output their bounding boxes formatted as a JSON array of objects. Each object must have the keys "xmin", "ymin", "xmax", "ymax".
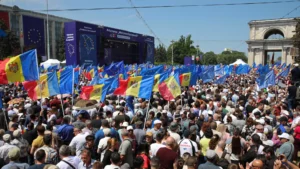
[{"xmin": 0, "ymin": 5, "xmax": 155, "ymax": 64}]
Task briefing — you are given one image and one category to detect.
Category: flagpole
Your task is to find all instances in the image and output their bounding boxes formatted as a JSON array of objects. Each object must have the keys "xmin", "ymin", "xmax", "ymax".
[
  {"xmin": 143, "ymin": 100, "xmax": 151, "ymax": 130},
  {"xmin": 60, "ymin": 94, "xmax": 65, "ymax": 116},
  {"xmin": 71, "ymin": 68, "xmax": 75, "ymax": 107},
  {"xmin": 46, "ymin": 0, "xmax": 50, "ymax": 60}
]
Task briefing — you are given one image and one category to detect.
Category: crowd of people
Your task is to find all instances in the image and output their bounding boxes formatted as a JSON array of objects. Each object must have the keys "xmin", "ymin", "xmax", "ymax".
[{"xmin": 0, "ymin": 64, "xmax": 300, "ymax": 169}]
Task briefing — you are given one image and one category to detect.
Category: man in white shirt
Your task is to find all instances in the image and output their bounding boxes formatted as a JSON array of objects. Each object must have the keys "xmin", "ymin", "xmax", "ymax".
[
  {"xmin": 149, "ymin": 132, "xmax": 166, "ymax": 158},
  {"xmin": 199, "ymin": 104, "xmax": 208, "ymax": 119},
  {"xmin": 104, "ymin": 152, "xmax": 121, "ymax": 169},
  {"xmin": 168, "ymin": 122, "xmax": 181, "ymax": 142},
  {"xmin": 56, "ymin": 145, "xmax": 81, "ymax": 169},
  {"xmin": 291, "ymin": 108, "xmax": 300, "ymax": 129},
  {"xmin": 178, "ymin": 129, "xmax": 199, "ymax": 157},
  {"xmin": 98, "ymin": 128, "xmax": 111, "ymax": 162},
  {"xmin": 69, "ymin": 126, "xmax": 89, "ymax": 157}
]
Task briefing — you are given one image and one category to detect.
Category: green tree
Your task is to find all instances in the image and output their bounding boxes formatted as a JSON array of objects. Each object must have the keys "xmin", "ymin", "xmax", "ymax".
[
  {"xmin": 154, "ymin": 44, "xmax": 167, "ymax": 63},
  {"xmin": 292, "ymin": 19, "xmax": 300, "ymax": 62},
  {"xmin": 166, "ymin": 35, "xmax": 199, "ymax": 64},
  {"xmin": 203, "ymin": 51, "xmax": 217, "ymax": 65},
  {"xmin": 0, "ymin": 20, "xmax": 20, "ymax": 59},
  {"xmin": 56, "ymin": 33, "xmax": 65, "ymax": 61},
  {"xmin": 216, "ymin": 51, "xmax": 247, "ymax": 65}
]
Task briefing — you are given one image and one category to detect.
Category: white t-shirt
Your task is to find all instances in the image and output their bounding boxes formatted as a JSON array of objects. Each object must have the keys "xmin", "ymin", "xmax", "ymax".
[
  {"xmin": 104, "ymin": 164, "xmax": 121, "ymax": 169},
  {"xmin": 150, "ymin": 143, "xmax": 166, "ymax": 158},
  {"xmin": 98, "ymin": 136, "xmax": 111, "ymax": 162},
  {"xmin": 69, "ymin": 132, "xmax": 89, "ymax": 157},
  {"xmin": 199, "ymin": 109, "xmax": 208, "ymax": 118},
  {"xmin": 178, "ymin": 139, "xmax": 199, "ymax": 157},
  {"xmin": 56, "ymin": 156, "xmax": 81, "ymax": 169},
  {"xmin": 47, "ymin": 114, "xmax": 57, "ymax": 123}
]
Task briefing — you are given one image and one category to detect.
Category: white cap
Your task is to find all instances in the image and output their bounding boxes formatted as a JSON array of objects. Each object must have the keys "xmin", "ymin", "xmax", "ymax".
[
  {"xmin": 121, "ymin": 122, "xmax": 129, "ymax": 127},
  {"xmin": 127, "ymin": 126, "xmax": 133, "ymax": 130},
  {"xmin": 208, "ymin": 110, "xmax": 213, "ymax": 115},
  {"xmin": 256, "ymin": 119, "xmax": 265, "ymax": 125},
  {"xmin": 154, "ymin": 120, "xmax": 162, "ymax": 125},
  {"xmin": 278, "ymin": 133, "xmax": 290, "ymax": 140},
  {"xmin": 162, "ymin": 110, "xmax": 167, "ymax": 114},
  {"xmin": 294, "ymin": 63, "xmax": 299, "ymax": 66},
  {"xmin": 263, "ymin": 140, "xmax": 274, "ymax": 147}
]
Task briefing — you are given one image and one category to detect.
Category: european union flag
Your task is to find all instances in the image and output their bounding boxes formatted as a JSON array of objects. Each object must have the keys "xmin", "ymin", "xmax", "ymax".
[
  {"xmin": 214, "ymin": 75, "xmax": 228, "ymax": 84},
  {"xmin": 236, "ymin": 65, "xmax": 250, "ymax": 74},
  {"xmin": 200, "ymin": 66, "xmax": 215, "ymax": 83},
  {"xmin": 276, "ymin": 64, "xmax": 290, "ymax": 78},
  {"xmin": 214, "ymin": 65, "xmax": 224, "ymax": 76},
  {"xmin": 140, "ymin": 65, "xmax": 164, "ymax": 76},
  {"xmin": 258, "ymin": 70, "xmax": 276, "ymax": 89}
]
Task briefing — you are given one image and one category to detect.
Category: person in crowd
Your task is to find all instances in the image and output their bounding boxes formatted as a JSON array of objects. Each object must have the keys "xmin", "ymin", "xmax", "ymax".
[
  {"xmin": 149, "ymin": 131, "xmax": 165, "ymax": 158},
  {"xmin": 1, "ymin": 147, "xmax": 29, "ymax": 169},
  {"xmin": 102, "ymin": 138, "xmax": 119, "ymax": 166},
  {"xmin": 156, "ymin": 137, "xmax": 178, "ymax": 169},
  {"xmin": 34, "ymin": 134, "xmax": 58, "ymax": 164},
  {"xmin": 56, "ymin": 145, "xmax": 81, "ymax": 169},
  {"xmin": 198, "ymin": 149, "xmax": 221, "ymax": 169},
  {"xmin": 29, "ymin": 149, "xmax": 47, "ymax": 169},
  {"xmin": 277, "ymin": 132, "xmax": 295, "ymax": 162},
  {"xmin": 10, "ymin": 129, "xmax": 29, "ymax": 163},
  {"xmin": 30, "ymin": 125, "xmax": 45, "ymax": 155},
  {"xmin": 178, "ymin": 129, "xmax": 199, "ymax": 157},
  {"xmin": 98, "ymin": 128, "xmax": 111, "ymax": 161},
  {"xmin": 150, "ymin": 120, "xmax": 162, "ymax": 140},
  {"xmin": 133, "ymin": 121, "xmax": 145, "ymax": 146},
  {"xmin": 0, "ymin": 134, "xmax": 17, "ymax": 163},
  {"xmin": 118, "ymin": 129, "xmax": 133, "ymax": 167},
  {"xmin": 104, "ymin": 152, "xmax": 121, "ymax": 169},
  {"xmin": 69, "ymin": 125, "xmax": 89, "ymax": 157},
  {"xmin": 84, "ymin": 135, "xmax": 97, "ymax": 160},
  {"xmin": 78, "ymin": 149, "xmax": 95, "ymax": 169}
]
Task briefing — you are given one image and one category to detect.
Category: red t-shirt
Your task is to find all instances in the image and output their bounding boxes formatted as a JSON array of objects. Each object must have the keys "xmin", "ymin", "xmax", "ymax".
[
  {"xmin": 138, "ymin": 154, "xmax": 150, "ymax": 169},
  {"xmin": 156, "ymin": 147, "xmax": 177, "ymax": 169},
  {"xmin": 294, "ymin": 126, "xmax": 300, "ymax": 139}
]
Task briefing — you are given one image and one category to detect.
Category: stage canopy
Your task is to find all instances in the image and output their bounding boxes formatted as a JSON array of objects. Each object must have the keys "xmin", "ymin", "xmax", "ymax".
[{"xmin": 230, "ymin": 59, "xmax": 247, "ymax": 65}]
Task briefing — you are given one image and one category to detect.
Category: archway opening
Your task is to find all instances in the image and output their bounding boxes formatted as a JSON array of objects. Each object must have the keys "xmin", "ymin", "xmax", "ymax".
[
  {"xmin": 264, "ymin": 50, "xmax": 282, "ymax": 65},
  {"xmin": 264, "ymin": 29, "xmax": 284, "ymax": 40}
]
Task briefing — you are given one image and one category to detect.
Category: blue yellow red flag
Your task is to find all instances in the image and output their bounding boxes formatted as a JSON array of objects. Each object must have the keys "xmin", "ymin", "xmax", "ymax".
[
  {"xmin": 0, "ymin": 50, "xmax": 39, "ymax": 84},
  {"xmin": 57, "ymin": 67, "xmax": 73, "ymax": 94},
  {"xmin": 80, "ymin": 84, "xmax": 109, "ymax": 102},
  {"xmin": 153, "ymin": 72, "xmax": 169, "ymax": 92},
  {"xmin": 23, "ymin": 72, "xmax": 60, "ymax": 100},
  {"xmin": 159, "ymin": 73, "xmax": 181, "ymax": 101},
  {"xmin": 179, "ymin": 72, "xmax": 197, "ymax": 86}
]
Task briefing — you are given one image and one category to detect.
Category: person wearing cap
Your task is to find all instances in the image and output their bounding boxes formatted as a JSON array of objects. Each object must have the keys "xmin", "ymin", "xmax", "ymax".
[
  {"xmin": 277, "ymin": 133, "xmax": 294, "ymax": 162},
  {"xmin": 69, "ymin": 125, "xmax": 89, "ymax": 157},
  {"xmin": 10, "ymin": 130, "xmax": 29, "ymax": 163},
  {"xmin": 150, "ymin": 120, "xmax": 162, "ymax": 140},
  {"xmin": 127, "ymin": 125, "xmax": 137, "ymax": 153},
  {"xmin": 168, "ymin": 122, "xmax": 180, "ymax": 142},
  {"xmin": 145, "ymin": 132, "xmax": 154, "ymax": 146},
  {"xmin": 178, "ymin": 129, "xmax": 199, "ymax": 157},
  {"xmin": 34, "ymin": 134, "xmax": 58, "ymax": 164},
  {"xmin": 0, "ymin": 134, "xmax": 17, "ymax": 163},
  {"xmin": 98, "ymin": 128, "xmax": 111, "ymax": 161},
  {"xmin": 118, "ymin": 122, "xmax": 129, "ymax": 142},
  {"xmin": 1, "ymin": 147, "xmax": 29, "ymax": 169},
  {"xmin": 198, "ymin": 149, "xmax": 221, "ymax": 169},
  {"xmin": 133, "ymin": 121, "xmax": 145, "ymax": 146}
]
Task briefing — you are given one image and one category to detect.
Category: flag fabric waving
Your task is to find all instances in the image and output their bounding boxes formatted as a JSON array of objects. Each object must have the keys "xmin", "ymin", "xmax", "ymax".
[
  {"xmin": 214, "ymin": 75, "xmax": 228, "ymax": 84},
  {"xmin": 23, "ymin": 72, "xmax": 60, "ymax": 100},
  {"xmin": 153, "ymin": 72, "xmax": 169, "ymax": 92},
  {"xmin": 80, "ymin": 84, "xmax": 109, "ymax": 102},
  {"xmin": 276, "ymin": 65, "xmax": 290, "ymax": 78},
  {"xmin": 258, "ymin": 70, "xmax": 276, "ymax": 89},
  {"xmin": 57, "ymin": 67, "xmax": 73, "ymax": 94},
  {"xmin": 0, "ymin": 50, "xmax": 39, "ymax": 84},
  {"xmin": 179, "ymin": 72, "xmax": 197, "ymax": 86},
  {"xmin": 114, "ymin": 76, "xmax": 154, "ymax": 99},
  {"xmin": 200, "ymin": 66, "xmax": 215, "ymax": 83},
  {"xmin": 159, "ymin": 73, "xmax": 181, "ymax": 101}
]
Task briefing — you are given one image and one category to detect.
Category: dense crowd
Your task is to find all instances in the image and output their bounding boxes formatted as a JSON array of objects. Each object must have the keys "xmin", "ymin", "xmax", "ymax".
[{"xmin": 1, "ymin": 64, "xmax": 300, "ymax": 169}]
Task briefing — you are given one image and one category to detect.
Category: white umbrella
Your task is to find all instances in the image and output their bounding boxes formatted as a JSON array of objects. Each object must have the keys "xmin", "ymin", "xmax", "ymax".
[
  {"xmin": 40, "ymin": 59, "xmax": 61, "ymax": 69},
  {"xmin": 229, "ymin": 59, "xmax": 247, "ymax": 65}
]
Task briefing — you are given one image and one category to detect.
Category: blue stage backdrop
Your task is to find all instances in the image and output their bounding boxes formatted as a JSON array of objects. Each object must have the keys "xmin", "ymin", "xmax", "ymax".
[
  {"xmin": 65, "ymin": 22, "xmax": 78, "ymax": 66},
  {"xmin": 79, "ymin": 34, "xmax": 97, "ymax": 65},
  {"xmin": 23, "ymin": 15, "xmax": 45, "ymax": 55}
]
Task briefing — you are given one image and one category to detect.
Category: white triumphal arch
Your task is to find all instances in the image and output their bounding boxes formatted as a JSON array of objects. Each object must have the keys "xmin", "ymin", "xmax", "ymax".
[{"xmin": 247, "ymin": 18, "xmax": 298, "ymax": 65}]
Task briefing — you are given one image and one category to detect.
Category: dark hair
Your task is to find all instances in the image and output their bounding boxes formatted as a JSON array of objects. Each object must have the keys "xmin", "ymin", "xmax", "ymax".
[
  {"xmin": 251, "ymin": 134, "xmax": 262, "ymax": 145},
  {"xmin": 110, "ymin": 152, "xmax": 121, "ymax": 164},
  {"xmin": 86, "ymin": 135, "xmax": 95, "ymax": 141},
  {"xmin": 63, "ymin": 116, "xmax": 70, "ymax": 124},
  {"xmin": 204, "ymin": 127, "xmax": 213, "ymax": 139},
  {"xmin": 156, "ymin": 132, "xmax": 163, "ymax": 141},
  {"xmin": 209, "ymin": 134, "xmax": 220, "ymax": 150},
  {"xmin": 150, "ymin": 157, "xmax": 160, "ymax": 168},
  {"xmin": 232, "ymin": 136, "xmax": 242, "ymax": 155},
  {"xmin": 27, "ymin": 122, "xmax": 34, "ymax": 130},
  {"xmin": 133, "ymin": 156, "xmax": 144, "ymax": 168},
  {"xmin": 137, "ymin": 143, "xmax": 149, "ymax": 155},
  {"xmin": 263, "ymin": 146, "xmax": 275, "ymax": 156},
  {"xmin": 36, "ymin": 125, "xmax": 45, "ymax": 134},
  {"xmin": 43, "ymin": 134, "xmax": 52, "ymax": 145},
  {"xmin": 35, "ymin": 149, "xmax": 46, "ymax": 162}
]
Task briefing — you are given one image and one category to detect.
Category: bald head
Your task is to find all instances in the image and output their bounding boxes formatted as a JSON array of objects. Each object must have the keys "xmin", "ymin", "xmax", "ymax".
[
  {"xmin": 252, "ymin": 159, "xmax": 263, "ymax": 169},
  {"xmin": 166, "ymin": 136, "xmax": 175, "ymax": 147}
]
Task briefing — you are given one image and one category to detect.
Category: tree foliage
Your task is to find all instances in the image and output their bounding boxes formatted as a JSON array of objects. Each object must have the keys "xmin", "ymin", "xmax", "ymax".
[
  {"xmin": 216, "ymin": 51, "xmax": 247, "ymax": 65},
  {"xmin": 155, "ymin": 44, "xmax": 167, "ymax": 63},
  {"xmin": 56, "ymin": 32, "xmax": 65, "ymax": 61},
  {"xmin": 0, "ymin": 20, "xmax": 20, "ymax": 60}
]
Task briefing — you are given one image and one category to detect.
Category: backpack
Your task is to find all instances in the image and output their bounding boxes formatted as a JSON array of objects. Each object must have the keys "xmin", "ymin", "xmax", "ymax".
[{"xmin": 217, "ymin": 150, "xmax": 230, "ymax": 169}]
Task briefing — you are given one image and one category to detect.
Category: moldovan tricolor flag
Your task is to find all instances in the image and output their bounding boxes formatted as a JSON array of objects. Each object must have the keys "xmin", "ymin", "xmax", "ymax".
[
  {"xmin": 179, "ymin": 72, "xmax": 197, "ymax": 86},
  {"xmin": 23, "ymin": 72, "xmax": 60, "ymax": 100},
  {"xmin": 80, "ymin": 84, "xmax": 109, "ymax": 102},
  {"xmin": 0, "ymin": 50, "xmax": 39, "ymax": 84},
  {"xmin": 152, "ymin": 72, "xmax": 169, "ymax": 92},
  {"xmin": 159, "ymin": 73, "xmax": 181, "ymax": 101},
  {"xmin": 114, "ymin": 76, "xmax": 154, "ymax": 99}
]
